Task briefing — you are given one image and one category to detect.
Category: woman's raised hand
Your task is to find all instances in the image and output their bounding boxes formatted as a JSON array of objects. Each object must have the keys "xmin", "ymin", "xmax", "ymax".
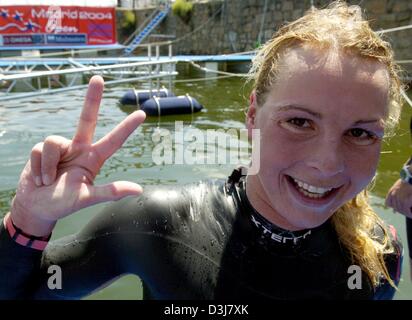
[
  {"xmin": 385, "ymin": 178, "xmax": 412, "ymax": 217},
  {"xmin": 10, "ymin": 76, "xmax": 146, "ymax": 237}
]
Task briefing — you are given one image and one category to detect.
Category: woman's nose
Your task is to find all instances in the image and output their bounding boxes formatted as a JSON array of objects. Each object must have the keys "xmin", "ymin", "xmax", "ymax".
[{"xmin": 306, "ymin": 137, "xmax": 345, "ymax": 177}]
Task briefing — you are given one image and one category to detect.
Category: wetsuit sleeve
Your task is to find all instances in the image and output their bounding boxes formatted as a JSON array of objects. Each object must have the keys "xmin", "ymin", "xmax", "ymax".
[
  {"xmin": 0, "ymin": 210, "xmax": 130, "ymax": 300},
  {"xmin": 0, "ymin": 219, "xmax": 43, "ymax": 299},
  {"xmin": 0, "ymin": 194, "xmax": 153, "ymax": 299},
  {"xmin": 373, "ymin": 225, "xmax": 403, "ymax": 300},
  {"xmin": 0, "ymin": 186, "xmax": 195, "ymax": 300}
]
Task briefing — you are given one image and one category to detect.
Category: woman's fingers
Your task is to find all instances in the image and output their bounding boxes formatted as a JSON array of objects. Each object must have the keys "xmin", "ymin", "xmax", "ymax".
[
  {"xmin": 393, "ymin": 193, "xmax": 401, "ymax": 213},
  {"xmin": 73, "ymin": 75, "xmax": 104, "ymax": 145},
  {"xmin": 393, "ymin": 192, "xmax": 411, "ymax": 217},
  {"xmin": 84, "ymin": 181, "xmax": 143, "ymax": 206},
  {"xmin": 93, "ymin": 110, "xmax": 146, "ymax": 162},
  {"xmin": 41, "ymin": 135, "xmax": 71, "ymax": 185},
  {"xmin": 30, "ymin": 142, "xmax": 44, "ymax": 186},
  {"xmin": 401, "ymin": 198, "xmax": 412, "ymax": 218}
]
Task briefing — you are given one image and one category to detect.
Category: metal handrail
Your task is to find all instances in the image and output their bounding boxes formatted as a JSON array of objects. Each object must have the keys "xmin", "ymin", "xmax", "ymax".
[
  {"xmin": 123, "ymin": 8, "xmax": 160, "ymax": 46},
  {"xmin": 0, "ymin": 59, "xmax": 179, "ymax": 82},
  {"xmin": 0, "ymin": 72, "xmax": 178, "ymax": 102}
]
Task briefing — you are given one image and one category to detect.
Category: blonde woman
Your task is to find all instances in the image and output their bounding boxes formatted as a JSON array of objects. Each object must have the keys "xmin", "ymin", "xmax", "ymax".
[{"xmin": 0, "ymin": 1, "xmax": 404, "ymax": 299}]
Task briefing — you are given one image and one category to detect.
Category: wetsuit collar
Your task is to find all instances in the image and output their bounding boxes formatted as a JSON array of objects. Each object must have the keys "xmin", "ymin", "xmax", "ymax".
[
  {"xmin": 249, "ymin": 209, "xmax": 313, "ymax": 246},
  {"xmin": 240, "ymin": 176, "xmax": 317, "ymax": 247}
]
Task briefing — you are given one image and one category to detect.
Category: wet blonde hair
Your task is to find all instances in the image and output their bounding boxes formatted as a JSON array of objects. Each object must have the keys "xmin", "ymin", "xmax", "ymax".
[{"xmin": 248, "ymin": 1, "xmax": 405, "ymax": 288}]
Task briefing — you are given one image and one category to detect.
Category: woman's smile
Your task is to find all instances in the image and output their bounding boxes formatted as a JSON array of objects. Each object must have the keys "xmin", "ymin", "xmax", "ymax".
[{"xmin": 284, "ymin": 174, "xmax": 344, "ymax": 208}]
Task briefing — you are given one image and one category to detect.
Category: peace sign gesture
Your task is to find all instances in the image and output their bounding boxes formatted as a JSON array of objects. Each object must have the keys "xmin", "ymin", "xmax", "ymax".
[{"xmin": 10, "ymin": 76, "xmax": 146, "ymax": 237}]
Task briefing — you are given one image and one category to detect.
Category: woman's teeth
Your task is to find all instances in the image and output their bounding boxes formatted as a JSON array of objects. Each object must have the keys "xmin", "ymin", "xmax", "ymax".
[{"xmin": 292, "ymin": 177, "xmax": 333, "ymax": 199}]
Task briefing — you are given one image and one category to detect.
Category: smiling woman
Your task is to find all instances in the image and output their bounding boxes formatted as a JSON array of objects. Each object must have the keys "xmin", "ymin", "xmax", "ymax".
[
  {"xmin": 0, "ymin": 1, "xmax": 406, "ymax": 300},
  {"xmin": 247, "ymin": 49, "xmax": 389, "ymax": 232},
  {"xmin": 246, "ymin": 1, "xmax": 405, "ymax": 290}
]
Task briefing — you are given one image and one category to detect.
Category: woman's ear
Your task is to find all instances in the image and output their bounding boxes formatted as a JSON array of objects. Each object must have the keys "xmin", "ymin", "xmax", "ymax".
[{"xmin": 246, "ymin": 90, "xmax": 257, "ymax": 138}]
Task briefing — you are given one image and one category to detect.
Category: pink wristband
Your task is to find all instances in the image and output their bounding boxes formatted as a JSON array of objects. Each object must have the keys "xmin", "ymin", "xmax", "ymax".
[{"xmin": 3, "ymin": 213, "xmax": 51, "ymax": 251}]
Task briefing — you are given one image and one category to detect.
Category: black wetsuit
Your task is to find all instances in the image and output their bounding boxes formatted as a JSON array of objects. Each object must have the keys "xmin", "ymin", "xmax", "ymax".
[{"xmin": 0, "ymin": 168, "xmax": 403, "ymax": 300}]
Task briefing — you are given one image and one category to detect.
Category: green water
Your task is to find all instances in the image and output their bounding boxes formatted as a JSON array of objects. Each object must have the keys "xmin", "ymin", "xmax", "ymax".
[{"xmin": 0, "ymin": 65, "xmax": 411, "ymax": 299}]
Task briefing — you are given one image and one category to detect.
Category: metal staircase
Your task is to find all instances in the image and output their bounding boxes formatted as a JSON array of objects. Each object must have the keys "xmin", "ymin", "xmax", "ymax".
[{"xmin": 123, "ymin": 5, "xmax": 170, "ymax": 56}]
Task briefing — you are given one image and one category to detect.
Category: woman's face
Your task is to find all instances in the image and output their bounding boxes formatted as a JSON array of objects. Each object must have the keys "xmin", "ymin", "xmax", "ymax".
[{"xmin": 246, "ymin": 46, "xmax": 390, "ymax": 230}]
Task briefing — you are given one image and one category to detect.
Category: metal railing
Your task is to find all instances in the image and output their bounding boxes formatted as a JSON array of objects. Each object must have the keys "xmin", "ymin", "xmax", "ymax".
[
  {"xmin": 0, "ymin": 42, "xmax": 176, "ymax": 102},
  {"xmin": 118, "ymin": 0, "xmax": 172, "ymax": 9}
]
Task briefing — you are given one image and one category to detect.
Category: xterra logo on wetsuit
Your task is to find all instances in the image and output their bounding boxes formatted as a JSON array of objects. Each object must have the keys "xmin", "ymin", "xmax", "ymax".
[{"xmin": 250, "ymin": 213, "xmax": 312, "ymax": 245}]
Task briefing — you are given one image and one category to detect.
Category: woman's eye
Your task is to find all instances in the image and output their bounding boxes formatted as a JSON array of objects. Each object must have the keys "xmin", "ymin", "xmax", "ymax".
[
  {"xmin": 287, "ymin": 118, "xmax": 311, "ymax": 128},
  {"xmin": 350, "ymin": 128, "xmax": 367, "ymax": 138},
  {"xmin": 346, "ymin": 128, "xmax": 378, "ymax": 145}
]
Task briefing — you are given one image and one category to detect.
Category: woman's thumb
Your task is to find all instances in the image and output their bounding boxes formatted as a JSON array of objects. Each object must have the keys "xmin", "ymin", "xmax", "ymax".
[{"xmin": 87, "ymin": 181, "xmax": 143, "ymax": 205}]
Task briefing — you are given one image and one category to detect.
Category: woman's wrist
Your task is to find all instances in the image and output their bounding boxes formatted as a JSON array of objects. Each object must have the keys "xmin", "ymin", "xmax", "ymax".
[
  {"xmin": 3, "ymin": 212, "xmax": 52, "ymax": 250},
  {"xmin": 10, "ymin": 197, "xmax": 56, "ymax": 238}
]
